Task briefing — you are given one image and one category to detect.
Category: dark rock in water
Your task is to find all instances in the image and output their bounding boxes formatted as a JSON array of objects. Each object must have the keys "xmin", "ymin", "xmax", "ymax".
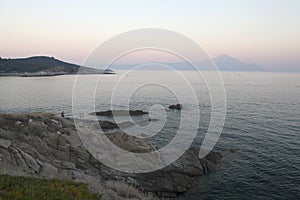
[
  {"xmin": 92, "ymin": 110, "xmax": 148, "ymax": 116},
  {"xmin": 229, "ymin": 148, "xmax": 237, "ymax": 153},
  {"xmin": 203, "ymin": 150, "xmax": 222, "ymax": 164},
  {"xmin": 0, "ymin": 112, "xmax": 221, "ymax": 198},
  {"xmin": 99, "ymin": 120, "xmax": 119, "ymax": 130},
  {"xmin": 99, "ymin": 120, "xmax": 135, "ymax": 130},
  {"xmin": 169, "ymin": 104, "xmax": 182, "ymax": 110}
]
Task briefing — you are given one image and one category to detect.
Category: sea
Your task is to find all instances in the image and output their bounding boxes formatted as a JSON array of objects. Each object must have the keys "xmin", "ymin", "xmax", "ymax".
[{"xmin": 0, "ymin": 70, "xmax": 299, "ymax": 200}]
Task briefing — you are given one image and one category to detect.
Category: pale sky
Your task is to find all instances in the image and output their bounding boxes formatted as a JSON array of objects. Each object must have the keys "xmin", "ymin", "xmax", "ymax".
[{"xmin": 0, "ymin": 0, "xmax": 300, "ymax": 71}]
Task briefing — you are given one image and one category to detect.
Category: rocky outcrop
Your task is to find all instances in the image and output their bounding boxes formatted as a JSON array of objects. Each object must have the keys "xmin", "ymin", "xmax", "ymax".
[
  {"xmin": 92, "ymin": 110, "xmax": 148, "ymax": 116},
  {"xmin": 0, "ymin": 138, "xmax": 11, "ymax": 148},
  {"xmin": 169, "ymin": 104, "xmax": 182, "ymax": 110},
  {"xmin": 0, "ymin": 113, "xmax": 221, "ymax": 198},
  {"xmin": 129, "ymin": 148, "xmax": 221, "ymax": 197}
]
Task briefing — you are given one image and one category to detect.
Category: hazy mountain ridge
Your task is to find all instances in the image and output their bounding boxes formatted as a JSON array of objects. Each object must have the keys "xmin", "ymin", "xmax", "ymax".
[
  {"xmin": 209, "ymin": 54, "xmax": 263, "ymax": 71},
  {"xmin": 110, "ymin": 54, "xmax": 264, "ymax": 71},
  {"xmin": 0, "ymin": 56, "xmax": 113, "ymax": 75},
  {"xmin": 0, "ymin": 55, "xmax": 264, "ymax": 74}
]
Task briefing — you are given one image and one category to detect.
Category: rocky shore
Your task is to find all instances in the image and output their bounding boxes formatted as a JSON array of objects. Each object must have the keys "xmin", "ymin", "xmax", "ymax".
[{"xmin": 0, "ymin": 112, "xmax": 222, "ymax": 199}]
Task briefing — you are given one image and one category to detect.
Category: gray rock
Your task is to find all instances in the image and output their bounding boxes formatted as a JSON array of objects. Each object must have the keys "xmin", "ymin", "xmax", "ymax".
[
  {"xmin": 0, "ymin": 112, "xmax": 222, "ymax": 198},
  {"xmin": 126, "ymin": 147, "xmax": 221, "ymax": 196},
  {"xmin": 0, "ymin": 138, "xmax": 11, "ymax": 148},
  {"xmin": 19, "ymin": 149, "xmax": 41, "ymax": 173},
  {"xmin": 38, "ymin": 162, "xmax": 58, "ymax": 178},
  {"xmin": 92, "ymin": 110, "xmax": 148, "ymax": 116}
]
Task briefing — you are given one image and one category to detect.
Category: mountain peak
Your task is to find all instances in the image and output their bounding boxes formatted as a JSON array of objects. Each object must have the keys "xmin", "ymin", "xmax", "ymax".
[
  {"xmin": 215, "ymin": 54, "xmax": 234, "ymax": 59},
  {"xmin": 211, "ymin": 54, "xmax": 263, "ymax": 71}
]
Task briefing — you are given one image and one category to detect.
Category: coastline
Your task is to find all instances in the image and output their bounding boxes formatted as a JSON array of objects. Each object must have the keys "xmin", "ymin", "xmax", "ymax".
[
  {"xmin": 0, "ymin": 112, "xmax": 222, "ymax": 199},
  {"xmin": 0, "ymin": 71, "xmax": 115, "ymax": 77}
]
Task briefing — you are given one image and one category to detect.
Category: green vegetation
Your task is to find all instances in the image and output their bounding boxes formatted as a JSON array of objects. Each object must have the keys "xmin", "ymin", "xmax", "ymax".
[
  {"xmin": 0, "ymin": 175, "xmax": 100, "ymax": 200},
  {"xmin": 0, "ymin": 56, "xmax": 79, "ymax": 73},
  {"xmin": 0, "ymin": 56, "xmax": 114, "ymax": 75}
]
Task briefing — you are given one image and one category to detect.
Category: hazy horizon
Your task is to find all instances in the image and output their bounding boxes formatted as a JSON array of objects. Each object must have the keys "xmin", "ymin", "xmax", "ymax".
[{"xmin": 1, "ymin": 0, "xmax": 300, "ymax": 72}]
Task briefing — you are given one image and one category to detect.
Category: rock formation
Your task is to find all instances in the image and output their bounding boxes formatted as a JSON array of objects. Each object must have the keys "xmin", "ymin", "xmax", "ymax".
[
  {"xmin": 0, "ymin": 112, "xmax": 221, "ymax": 198},
  {"xmin": 168, "ymin": 104, "xmax": 182, "ymax": 110},
  {"xmin": 92, "ymin": 110, "xmax": 149, "ymax": 116}
]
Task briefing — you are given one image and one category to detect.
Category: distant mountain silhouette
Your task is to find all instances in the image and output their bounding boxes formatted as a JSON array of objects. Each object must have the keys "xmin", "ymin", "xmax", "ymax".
[
  {"xmin": 208, "ymin": 54, "xmax": 263, "ymax": 71},
  {"xmin": 110, "ymin": 54, "xmax": 264, "ymax": 71},
  {"xmin": 0, "ymin": 56, "xmax": 113, "ymax": 75}
]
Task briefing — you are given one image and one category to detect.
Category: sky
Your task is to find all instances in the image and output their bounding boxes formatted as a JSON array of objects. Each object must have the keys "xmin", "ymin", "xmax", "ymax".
[{"xmin": 0, "ymin": 0, "xmax": 300, "ymax": 71}]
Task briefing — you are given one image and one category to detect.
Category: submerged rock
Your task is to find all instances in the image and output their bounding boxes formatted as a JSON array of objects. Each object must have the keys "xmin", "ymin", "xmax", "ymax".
[
  {"xmin": 99, "ymin": 120, "xmax": 135, "ymax": 131},
  {"xmin": 91, "ymin": 110, "xmax": 148, "ymax": 116},
  {"xmin": 169, "ymin": 104, "xmax": 182, "ymax": 110}
]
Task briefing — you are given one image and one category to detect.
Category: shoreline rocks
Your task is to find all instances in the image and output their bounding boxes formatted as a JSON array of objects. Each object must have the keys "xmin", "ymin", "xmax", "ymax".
[
  {"xmin": 0, "ymin": 138, "xmax": 11, "ymax": 148},
  {"xmin": 0, "ymin": 112, "xmax": 221, "ymax": 198}
]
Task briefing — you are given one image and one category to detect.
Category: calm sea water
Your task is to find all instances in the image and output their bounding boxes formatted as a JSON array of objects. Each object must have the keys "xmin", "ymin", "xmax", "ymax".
[{"xmin": 0, "ymin": 71, "xmax": 299, "ymax": 199}]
